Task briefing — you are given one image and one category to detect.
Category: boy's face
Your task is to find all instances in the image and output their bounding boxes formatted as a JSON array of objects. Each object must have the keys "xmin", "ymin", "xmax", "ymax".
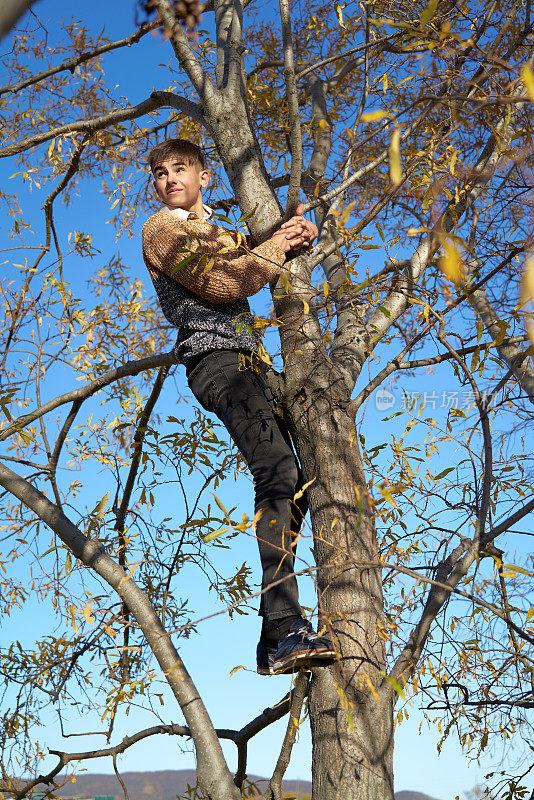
[{"xmin": 153, "ymin": 157, "xmax": 210, "ymax": 212}]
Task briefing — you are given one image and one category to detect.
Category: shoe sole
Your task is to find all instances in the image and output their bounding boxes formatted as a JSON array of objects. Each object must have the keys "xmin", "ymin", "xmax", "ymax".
[
  {"xmin": 273, "ymin": 647, "xmax": 336, "ymax": 674},
  {"xmin": 257, "ymin": 666, "xmax": 275, "ymax": 676}
]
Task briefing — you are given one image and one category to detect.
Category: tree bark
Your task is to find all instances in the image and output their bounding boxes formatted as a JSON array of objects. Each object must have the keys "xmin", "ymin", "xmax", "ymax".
[
  {"xmin": 202, "ymin": 73, "xmax": 395, "ymax": 800},
  {"xmin": 0, "ymin": 0, "xmax": 38, "ymax": 42},
  {"xmin": 280, "ymin": 340, "xmax": 393, "ymax": 800}
]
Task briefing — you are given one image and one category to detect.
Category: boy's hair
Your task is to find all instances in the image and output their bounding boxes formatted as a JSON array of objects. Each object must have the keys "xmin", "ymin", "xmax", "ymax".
[{"xmin": 148, "ymin": 139, "xmax": 206, "ymax": 172}]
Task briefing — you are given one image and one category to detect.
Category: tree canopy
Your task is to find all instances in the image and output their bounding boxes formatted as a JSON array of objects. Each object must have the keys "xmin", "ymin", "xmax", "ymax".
[{"xmin": 1, "ymin": 0, "xmax": 534, "ymax": 799}]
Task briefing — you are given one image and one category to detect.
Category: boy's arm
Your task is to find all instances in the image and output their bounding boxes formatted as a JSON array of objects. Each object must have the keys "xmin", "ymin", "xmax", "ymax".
[{"xmin": 142, "ymin": 212, "xmax": 285, "ymax": 304}]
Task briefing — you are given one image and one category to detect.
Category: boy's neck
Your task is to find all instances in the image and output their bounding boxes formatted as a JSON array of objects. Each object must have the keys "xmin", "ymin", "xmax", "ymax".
[
  {"xmin": 165, "ymin": 197, "xmax": 205, "ymax": 219},
  {"xmin": 189, "ymin": 195, "xmax": 206, "ymax": 219},
  {"xmin": 164, "ymin": 196, "xmax": 212, "ymax": 222}
]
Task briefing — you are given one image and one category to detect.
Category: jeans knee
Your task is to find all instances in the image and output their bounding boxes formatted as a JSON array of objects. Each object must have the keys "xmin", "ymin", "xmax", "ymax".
[{"xmin": 254, "ymin": 457, "xmax": 298, "ymax": 510}]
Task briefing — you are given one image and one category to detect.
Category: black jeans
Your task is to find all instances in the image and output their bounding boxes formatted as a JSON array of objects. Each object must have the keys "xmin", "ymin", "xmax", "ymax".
[{"xmin": 187, "ymin": 349, "xmax": 307, "ymax": 620}]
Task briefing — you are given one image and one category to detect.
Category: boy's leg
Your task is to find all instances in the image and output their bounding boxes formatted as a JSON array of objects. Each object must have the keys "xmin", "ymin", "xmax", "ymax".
[
  {"xmin": 187, "ymin": 349, "xmax": 334, "ymax": 674},
  {"xmin": 187, "ymin": 350, "xmax": 302, "ymax": 625}
]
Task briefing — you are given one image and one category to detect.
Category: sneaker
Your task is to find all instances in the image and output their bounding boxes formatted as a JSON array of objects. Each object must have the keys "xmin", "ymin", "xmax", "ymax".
[
  {"xmin": 256, "ymin": 640, "xmax": 278, "ymax": 676},
  {"xmin": 272, "ymin": 618, "xmax": 336, "ymax": 674}
]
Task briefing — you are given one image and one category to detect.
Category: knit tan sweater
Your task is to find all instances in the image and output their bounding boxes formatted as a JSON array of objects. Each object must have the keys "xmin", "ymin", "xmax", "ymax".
[{"xmin": 142, "ymin": 210, "xmax": 286, "ymax": 304}]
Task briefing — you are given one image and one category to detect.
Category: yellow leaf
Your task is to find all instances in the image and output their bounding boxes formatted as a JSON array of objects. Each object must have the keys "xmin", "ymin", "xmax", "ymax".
[
  {"xmin": 521, "ymin": 259, "xmax": 534, "ymax": 305},
  {"xmin": 334, "ymin": 2, "xmax": 345, "ymax": 27},
  {"xmin": 503, "ymin": 562, "xmax": 533, "ymax": 577},
  {"xmin": 340, "ymin": 200, "xmax": 356, "ymax": 225},
  {"xmin": 364, "ymin": 673, "xmax": 379, "ymax": 701},
  {"xmin": 257, "ymin": 342, "xmax": 273, "ymax": 365},
  {"xmin": 388, "ymin": 129, "xmax": 402, "ymax": 186},
  {"xmin": 526, "ymin": 608, "xmax": 534, "ymax": 622},
  {"xmin": 83, "ymin": 603, "xmax": 95, "ymax": 626},
  {"xmin": 202, "ymin": 526, "xmax": 230, "ymax": 543},
  {"xmin": 302, "ymin": 297, "xmax": 310, "ymax": 314},
  {"xmin": 521, "ymin": 65, "xmax": 534, "ymax": 102},
  {"xmin": 377, "ymin": 483, "xmax": 399, "ymax": 509},
  {"xmin": 212, "ymin": 492, "xmax": 231, "ymax": 523},
  {"xmin": 323, "ymin": 280, "xmax": 329, "ymax": 298},
  {"xmin": 440, "ymin": 237, "xmax": 464, "ymax": 285},
  {"xmin": 92, "ymin": 491, "xmax": 110, "ymax": 516},
  {"xmin": 361, "ymin": 109, "xmax": 388, "ymax": 122},
  {"xmin": 419, "ymin": 0, "xmax": 440, "ymax": 28},
  {"xmin": 379, "ymin": 670, "xmax": 406, "ymax": 699},
  {"xmin": 293, "ymin": 477, "xmax": 316, "ymax": 502},
  {"xmin": 118, "ymin": 560, "xmax": 141, "ymax": 587}
]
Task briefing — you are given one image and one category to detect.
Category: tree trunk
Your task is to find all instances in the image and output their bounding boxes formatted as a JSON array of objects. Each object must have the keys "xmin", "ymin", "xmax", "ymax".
[
  {"xmin": 309, "ymin": 671, "xmax": 394, "ymax": 800},
  {"xmin": 208, "ymin": 96, "xmax": 282, "ymax": 238},
  {"xmin": 283, "ymin": 352, "xmax": 394, "ymax": 800},
  {"xmin": 206, "ymin": 89, "xmax": 395, "ymax": 799}
]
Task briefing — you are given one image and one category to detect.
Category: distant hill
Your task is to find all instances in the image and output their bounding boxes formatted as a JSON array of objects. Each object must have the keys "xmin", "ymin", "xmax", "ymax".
[
  {"xmin": 396, "ymin": 793, "xmax": 440, "ymax": 800},
  {"xmin": 2, "ymin": 771, "xmax": 440, "ymax": 800}
]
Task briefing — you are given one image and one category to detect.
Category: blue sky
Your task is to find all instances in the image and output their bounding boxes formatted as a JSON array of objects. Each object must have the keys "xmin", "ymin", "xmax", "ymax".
[{"xmin": 1, "ymin": 1, "xmax": 533, "ymax": 798}]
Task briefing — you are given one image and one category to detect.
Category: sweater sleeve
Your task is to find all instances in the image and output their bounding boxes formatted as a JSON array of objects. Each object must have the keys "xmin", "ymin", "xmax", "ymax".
[{"xmin": 142, "ymin": 212, "xmax": 286, "ymax": 304}]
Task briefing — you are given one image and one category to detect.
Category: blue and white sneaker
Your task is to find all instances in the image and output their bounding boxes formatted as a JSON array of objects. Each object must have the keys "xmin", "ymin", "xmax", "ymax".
[{"xmin": 272, "ymin": 618, "xmax": 336, "ymax": 674}]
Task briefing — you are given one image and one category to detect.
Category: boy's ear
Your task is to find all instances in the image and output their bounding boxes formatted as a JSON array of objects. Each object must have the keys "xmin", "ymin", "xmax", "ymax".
[{"xmin": 200, "ymin": 169, "xmax": 210, "ymax": 189}]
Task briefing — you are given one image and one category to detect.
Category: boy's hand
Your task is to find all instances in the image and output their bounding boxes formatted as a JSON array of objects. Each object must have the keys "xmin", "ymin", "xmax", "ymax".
[
  {"xmin": 281, "ymin": 204, "xmax": 318, "ymax": 250},
  {"xmin": 271, "ymin": 204, "xmax": 318, "ymax": 253}
]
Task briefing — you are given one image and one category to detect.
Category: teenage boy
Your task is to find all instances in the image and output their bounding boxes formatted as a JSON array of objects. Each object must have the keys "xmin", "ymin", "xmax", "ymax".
[{"xmin": 142, "ymin": 138, "xmax": 335, "ymax": 675}]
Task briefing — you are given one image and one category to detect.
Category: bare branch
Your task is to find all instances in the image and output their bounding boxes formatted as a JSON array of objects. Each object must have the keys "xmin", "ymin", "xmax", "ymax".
[
  {"xmin": 0, "ymin": 351, "xmax": 176, "ymax": 443},
  {"xmin": 0, "ymin": 138, "xmax": 87, "ymax": 372},
  {"xmin": 353, "ymin": 336, "xmax": 530, "ymax": 411},
  {"xmin": 344, "ymin": 85, "xmax": 531, "ymax": 384},
  {"xmin": 114, "ymin": 365, "xmax": 169, "ymax": 681},
  {"xmin": 434, "ymin": 314, "xmax": 493, "ymax": 545},
  {"xmin": 263, "ymin": 671, "xmax": 309, "ymax": 800},
  {"xmin": 279, "ymin": 0, "xmax": 302, "ymax": 215},
  {"xmin": 0, "ymin": 20, "xmax": 159, "ymax": 97}
]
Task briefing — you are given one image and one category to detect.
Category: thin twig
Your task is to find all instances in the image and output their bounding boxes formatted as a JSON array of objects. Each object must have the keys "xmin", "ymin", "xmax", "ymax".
[
  {"xmin": 279, "ymin": 0, "xmax": 302, "ymax": 216},
  {"xmin": 264, "ymin": 671, "xmax": 310, "ymax": 800}
]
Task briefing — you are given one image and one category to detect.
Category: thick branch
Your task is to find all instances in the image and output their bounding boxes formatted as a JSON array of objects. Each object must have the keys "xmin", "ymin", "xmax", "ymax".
[
  {"xmin": 0, "ymin": 351, "xmax": 176, "ymax": 443},
  {"xmin": 468, "ymin": 286, "xmax": 534, "ymax": 404},
  {"xmin": 17, "ymin": 685, "xmax": 305, "ymax": 799},
  {"xmin": 151, "ymin": 0, "xmax": 216, "ymax": 105},
  {"xmin": 149, "ymin": 91, "xmax": 206, "ymax": 124},
  {"xmin": 0, "ymin": 96, "xmax": 164, "ymax": 159},
  {"xmin": 0, "ymin": 461, "xmax": 240, "ymax": 800}
]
